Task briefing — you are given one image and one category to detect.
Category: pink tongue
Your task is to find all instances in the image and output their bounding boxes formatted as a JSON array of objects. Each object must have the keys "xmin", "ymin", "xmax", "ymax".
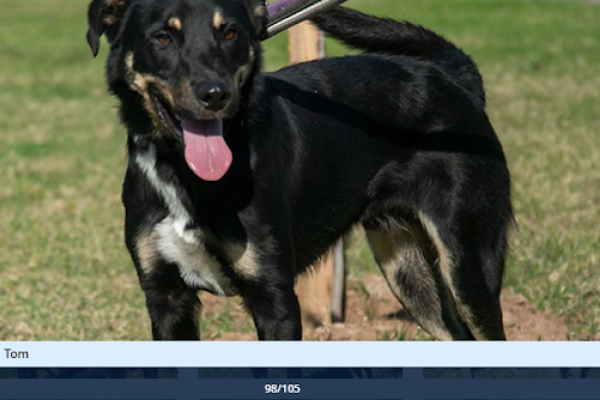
[{"xmin": 182, "ymin": 119, "xmax": 232, "ymax": 182}]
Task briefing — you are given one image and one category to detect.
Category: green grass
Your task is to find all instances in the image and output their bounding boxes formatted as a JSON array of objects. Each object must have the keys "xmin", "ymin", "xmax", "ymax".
[{"xmin": 0, "ymin": 0, "xmax": 598, "ymax": 340}]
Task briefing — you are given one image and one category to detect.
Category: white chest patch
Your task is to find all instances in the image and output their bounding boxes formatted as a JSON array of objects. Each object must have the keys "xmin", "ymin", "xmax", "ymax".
[
  {"xmin": 135, "ymin": 143, "xmax": 235, "ymax": 297},
  {"xmin": 155, "ymin": 217, "xmax": 235, "ymax": 296}
]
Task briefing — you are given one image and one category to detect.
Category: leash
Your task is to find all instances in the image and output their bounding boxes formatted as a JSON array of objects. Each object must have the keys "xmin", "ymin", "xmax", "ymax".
[{"xmin": 263, "ymin": 0, "xmax": 348, "ymax": 39}]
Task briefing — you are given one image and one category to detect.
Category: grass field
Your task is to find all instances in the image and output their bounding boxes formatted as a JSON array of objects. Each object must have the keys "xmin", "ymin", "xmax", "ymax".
[{"xmin": 0, "ymin": 0, "xmax": 598, "ymax": 341}]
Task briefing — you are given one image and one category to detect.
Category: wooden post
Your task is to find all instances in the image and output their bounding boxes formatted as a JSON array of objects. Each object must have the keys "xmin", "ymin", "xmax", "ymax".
[
  {"xmin": 289, "ymin": 22, "xmax": 346, "ymax": 338},
  {"xmin": 288, "ymin": 21, "xmax": 325, "ymax": 64}
]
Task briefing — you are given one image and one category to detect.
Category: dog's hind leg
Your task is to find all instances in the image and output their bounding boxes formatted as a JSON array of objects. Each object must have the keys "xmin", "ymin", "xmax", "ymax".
[
  {"xmin": 366, "ymin": 223, "xmax": 474, "ymax": 341},
  {"xmin": 417, "ymin": 211, "xmax": 507, "ymax": 341}
]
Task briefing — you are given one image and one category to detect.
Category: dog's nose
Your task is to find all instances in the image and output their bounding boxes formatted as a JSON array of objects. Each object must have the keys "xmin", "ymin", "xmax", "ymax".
[{"xmin": 197, "ymin": 83, "xmax": 232, "ymax": 111}]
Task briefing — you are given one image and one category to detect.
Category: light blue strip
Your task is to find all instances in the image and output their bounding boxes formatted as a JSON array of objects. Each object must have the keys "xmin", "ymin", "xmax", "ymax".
[{"xmin": 1, "ymin": 342, "xmax": 599, "ymax": 368}]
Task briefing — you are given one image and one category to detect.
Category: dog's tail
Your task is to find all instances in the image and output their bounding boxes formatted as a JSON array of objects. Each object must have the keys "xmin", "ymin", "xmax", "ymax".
[{"xmin": 311, "ymin": 7, "xmax": 485, "ymax": 104}]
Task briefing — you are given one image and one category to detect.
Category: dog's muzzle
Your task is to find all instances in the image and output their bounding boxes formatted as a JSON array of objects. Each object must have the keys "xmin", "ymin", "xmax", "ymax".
[{"xmin": 152, "ymin": 94, "xmax": 233, "ymax": 182}]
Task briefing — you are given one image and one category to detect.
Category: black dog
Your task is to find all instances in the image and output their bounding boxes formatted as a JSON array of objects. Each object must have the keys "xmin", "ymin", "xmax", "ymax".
[{"xmin": 86, "ymin": 0, "xmax": 512, "ymax": 340}]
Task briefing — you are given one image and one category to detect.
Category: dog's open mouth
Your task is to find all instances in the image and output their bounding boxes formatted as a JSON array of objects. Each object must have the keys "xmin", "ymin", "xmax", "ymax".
[{"xmin": 152, "ymin": 95, "xmax": 233, "ymax": 182}]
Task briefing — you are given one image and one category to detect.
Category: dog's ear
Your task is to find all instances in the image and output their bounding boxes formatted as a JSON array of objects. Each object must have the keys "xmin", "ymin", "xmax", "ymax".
[
  {"xmin": 245, "ymin": 0, "xmax": 268, "ymax": 39},
  {"xmin": 86, "ymin": 0, "xmax": 128, "ymax": 57}
]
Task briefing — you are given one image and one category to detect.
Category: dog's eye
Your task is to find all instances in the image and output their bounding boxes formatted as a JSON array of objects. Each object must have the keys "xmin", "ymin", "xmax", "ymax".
[
  {"xmin": 155, "ymin": 33, "xmax": 173, "ymax": 45},
  {"xmin": 223, "ymin": 29, "xmax": 237, "ymax": 42}
]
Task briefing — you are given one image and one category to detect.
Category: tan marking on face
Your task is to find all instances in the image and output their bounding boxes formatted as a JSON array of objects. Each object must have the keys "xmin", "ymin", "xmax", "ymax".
[
  {"xmin": 213, "ymin": 11, "xmax": 224, "ymax": 29},
  {"xmin": 137, "ymin": 230, "xmax": 161, "ymax": 274},
  {"xmin": 232, "ymin": 48, "xmax": 255, "ymax": 89},
  {"xmin": 125, "ymin": 53, "xmax": 153, "ymax": 118},
  {"xmin": 234, "ymin": 63, "xmax": 252, "ymax": 88},
  {"xmin": 168, "ymin": 17, "xmax": 182, "ymax": 31},
  {"xmin": 124, "ymin": 52, "xmax": 177, "ymax": 138},
  {"xmin": 125, "ymin": 52, "xmax": 150, "ymax": 102}
]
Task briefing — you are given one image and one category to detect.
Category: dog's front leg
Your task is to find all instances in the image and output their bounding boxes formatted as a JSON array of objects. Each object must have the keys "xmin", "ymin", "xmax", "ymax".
[
  {"xmin": 238, "ymin": 272, "xmax": 302, "ymax": 340},
  {"xmin": 139, "ymin": 261, "xmax": 202, "ymax": 341},
  {"xmin": 248, "ymin": 285, "xmax": 302, "ymax": 340}
]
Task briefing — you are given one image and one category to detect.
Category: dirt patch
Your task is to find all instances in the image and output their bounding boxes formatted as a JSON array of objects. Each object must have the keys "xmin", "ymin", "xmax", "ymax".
[
  {"xmin": 502, "ymin": 293, "xmax": 569, "ymax": 341},
  {"xmin": 201, "ymin": 275, "xmax": 570, "ymax": 341}
]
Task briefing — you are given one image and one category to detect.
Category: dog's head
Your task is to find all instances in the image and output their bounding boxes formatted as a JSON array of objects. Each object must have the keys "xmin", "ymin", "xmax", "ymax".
[{"xmin": 87, "ymin": 0, "xmax": 267, "ymax": 181}]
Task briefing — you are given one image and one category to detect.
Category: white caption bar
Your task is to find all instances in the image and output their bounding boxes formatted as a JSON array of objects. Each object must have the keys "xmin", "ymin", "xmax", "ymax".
[{"xmin": 1, "ymin": 342, "xmax": 599, "ymax": 368}]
